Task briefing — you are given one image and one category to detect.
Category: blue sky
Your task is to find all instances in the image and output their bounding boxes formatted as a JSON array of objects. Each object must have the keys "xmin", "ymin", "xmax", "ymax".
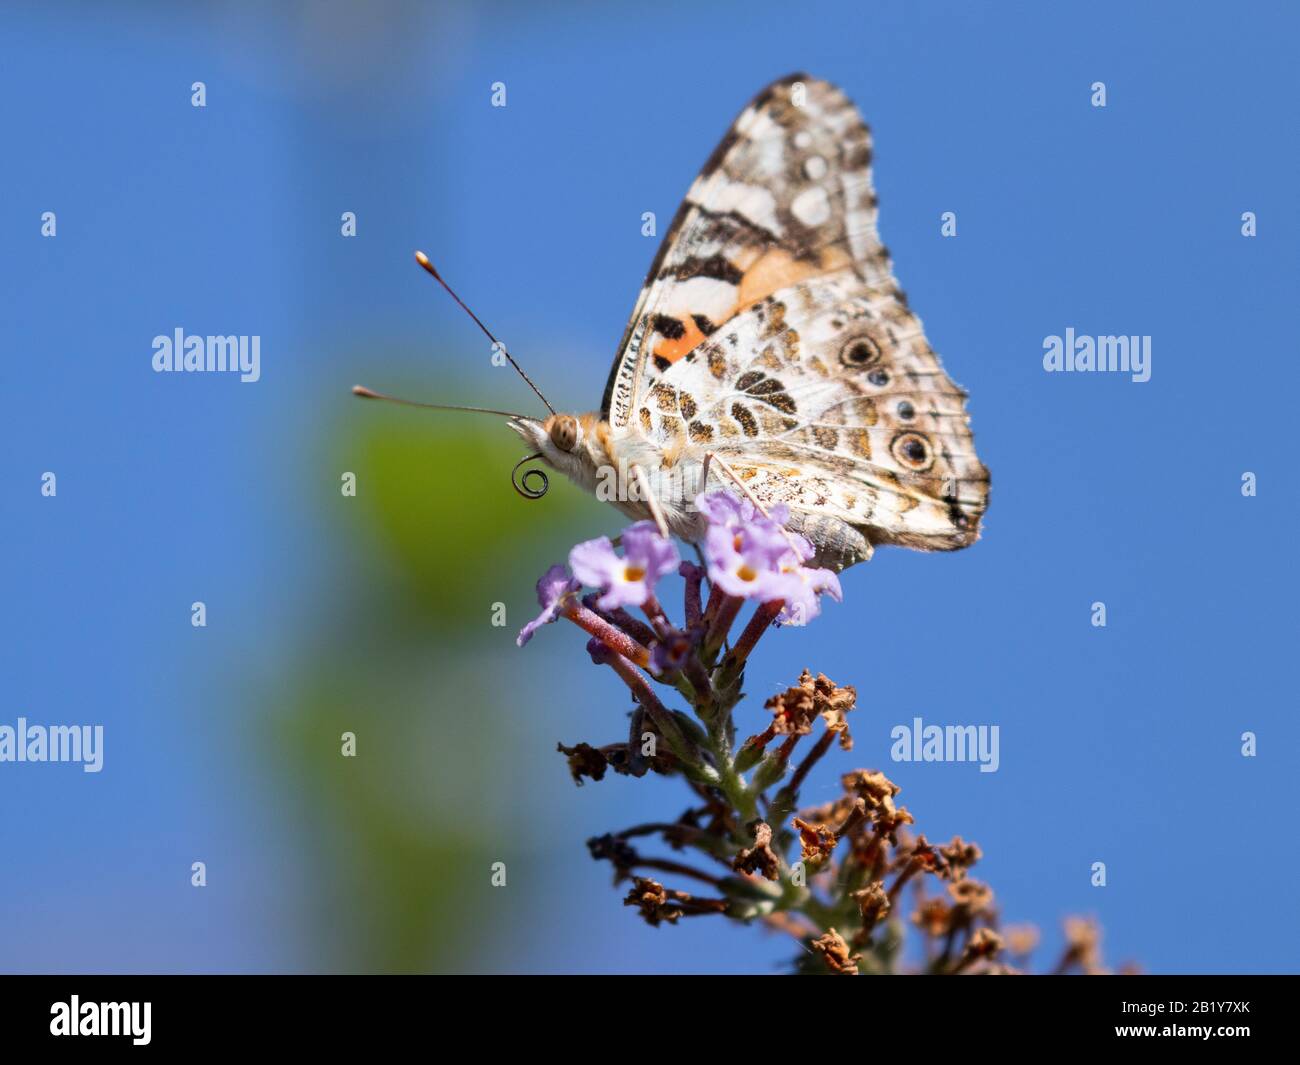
[{"xmin": 3, "ymin": 1, "xmax": 1297, "ymax": 973}]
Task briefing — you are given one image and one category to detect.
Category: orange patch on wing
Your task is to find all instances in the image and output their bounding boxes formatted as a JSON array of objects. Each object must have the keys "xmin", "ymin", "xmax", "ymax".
[
  {"xmin": 652, "ymin": 315, "xmax": 709, "ymax": 364},
  {"xmin": 736, "ymin": 246, "xmax": 851, "ymax": 308},
  {"xmin": 651, "ymin": 246, "xmax": 854, "ymax": 366}
]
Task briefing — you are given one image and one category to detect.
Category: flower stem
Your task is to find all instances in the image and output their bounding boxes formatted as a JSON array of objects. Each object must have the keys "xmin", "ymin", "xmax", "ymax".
[
  {"xmin": 604, "ymin": 652, "xmax": 707, "ymax": 777},
  {"xmin": 724, "ymin": 599, "xmax": 783, "ymax": 673},
  {"xmin": 766, "ymin": 728, "xmax": 836, "ymax": 830},
  {"xmin": 682, "ymin": 564, "xmax": 704, "ymax": 628},
  {"xmin": 702, "ymin": 594, "xmax": 742, "ymax": 660},
  {"xmin": 566, "ymin": 603, "xmax": 651, "ymax": 667}
]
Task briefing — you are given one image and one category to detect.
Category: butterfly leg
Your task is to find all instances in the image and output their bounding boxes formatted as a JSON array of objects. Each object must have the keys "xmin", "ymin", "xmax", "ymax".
[
  {"xmin": 629, "ymin": 463, "xmax": 671, "ymax": 539},
  {"xmin": 700, "ymin": 452, "xmax": 808, "ymax": 558}
]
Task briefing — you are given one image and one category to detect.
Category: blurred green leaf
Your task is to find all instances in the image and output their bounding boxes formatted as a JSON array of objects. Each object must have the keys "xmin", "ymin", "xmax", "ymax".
[{"xmin": 256, "ymin": 389, "xmax": 609, "ymax": 971}]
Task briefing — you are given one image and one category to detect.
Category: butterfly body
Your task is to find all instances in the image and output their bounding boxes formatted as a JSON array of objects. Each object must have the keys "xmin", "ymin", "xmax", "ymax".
[
  {"xmin": 512, "ymin": 74, "xmax": 988, "ymax": 571},
  {"xmin": 511, "ymin": 406, "xmax": 874, "ymax": 571}
]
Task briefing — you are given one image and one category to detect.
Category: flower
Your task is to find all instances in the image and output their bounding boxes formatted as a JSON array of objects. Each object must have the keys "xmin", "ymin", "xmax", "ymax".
[
  {"xmin": 696, "ymin": 491, "xmax": 794, "ymax": 600},
  {"xmin": 703, "ymin": 522, "xmax": 790, "ymax": 598},
  {"xmin": 1003, "ymin": 924, "xmax": 1041, "ymax": 957},
  {"xmin": 731, "ymin": 820, "xmax": 780, "ymax": 880},
  {"xmin": 948, "ymin": 878, "xmax": 994, "ymax": 917},
  {"xmin": 516, "ymin": 564, "xmax": 580, "ymax": 647},
  {"xmin": 938, "ymin": 836, "xmax": 983, "ymax": 882},
  {"xmin": 854, "ymin": 882, "xmax": 891, "ymax": 931},
  {"xmin": 793, "ymin": 817, "xmax": 837, "ymax": 864},
  {"xmin": 809, "ymin": 929, "xmax": 861, "ymax": 975},
  {"xmin": 647, "ymin": 624, "xmax": 702, "ymax": 676},
  {"xmin": 569, "ymin": 521, "xmax": 679, "ymax": 611},
  {"xmin": 556, "ymin": 741, "xmax": 609, "ymax": 785},
  {"xmin": 624, "ymin": 878, "xmax": 687, "ymax": 926},
  {"xmin": 695, "ymin": 491, "xmax": 841, "ymax": 622},
  {"xmin": 771, "ymin": 562, "xmax": 842, "ymax": 627}
]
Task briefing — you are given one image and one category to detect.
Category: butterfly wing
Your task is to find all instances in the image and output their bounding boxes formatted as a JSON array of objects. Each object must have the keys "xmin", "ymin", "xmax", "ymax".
[
  {"xmin": 639, "ymin": 271, "xmax": 989, "ymax": 552},
  {"xmin": 601, "ymin": 73, "xmax": 891, "ymax": 430},
  {"xmin": 604, "ymin": 73, "xmax": 988, "ymax": 554}
]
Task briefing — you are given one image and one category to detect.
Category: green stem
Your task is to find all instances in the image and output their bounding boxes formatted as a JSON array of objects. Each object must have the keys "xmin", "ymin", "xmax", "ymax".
[{"xmin": 694, "ymin": 683, "xmax": 756, "ymax": 832}]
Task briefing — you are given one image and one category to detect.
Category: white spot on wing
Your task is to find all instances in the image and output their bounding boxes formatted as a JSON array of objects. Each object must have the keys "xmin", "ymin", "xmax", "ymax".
[
  {"xmin": 695, "ymin": 179, "xmax": 782, "ymax": 235},
  {"xmin": 663, "ymin": 276, "xmax": 737, "ymax": 322},
  {"xmin": 737, "ymin": 108, "xmax": 779, "ymax": 139},
  {"xmin": 803, "ymin": 155, "xmax": 828, "ymax": 180},
  {"xmin": 790, "ymin": 185, "xmax": 831, "ymax": 228}
]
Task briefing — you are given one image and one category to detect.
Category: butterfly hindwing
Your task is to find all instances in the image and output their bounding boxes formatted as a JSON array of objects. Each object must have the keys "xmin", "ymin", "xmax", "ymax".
[{"xmin": 636, "ymin": 272, "xmax": 989, "ymax": 551}]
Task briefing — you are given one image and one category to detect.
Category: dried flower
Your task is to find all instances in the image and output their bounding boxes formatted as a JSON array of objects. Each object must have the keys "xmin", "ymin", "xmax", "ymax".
[
  {"xmin": 913, "ymin": 897, "xmax": 953, "ymax": 937},
  {"xmin": 854, "ymin": 882, "xmax": 892, "ymax": 932},
  {"xmin": 954, "ymin": 928, "xmax": 1004, "ymax": 973},
  {"xmin": 1058, "ymin": 916, "xmax": 1104, "ymax": 974},
  {"xmin": 843, "ymin": 770, "xmax": 904, "ymax": 829},
  {"xmin": 948, "ymin": 877, "xmax": 995, "ymax": 917},
  {"xmin": 556, "ymin": 741, "xmax": 608, "ymax": 785},
  {"xmin": 732, "ymin": 820, "xmax": 780, "ymax": 880},
  {"xmin": 623, "ymin": 878, "xmax": 726, "ymax": 926},
  {"xmin": 764, "ymin": 675, "xmax": 820, "ymax": 736},
  {"xmin": 792, "ymin": 817, "xmax": 837, "ymax": 865},
  {"xmin": 1003, "ymin": 924, "xmax": 1041, "ymax": 957},
  {"xmin": 810, "ymin": 929, "xmax": 861, "ymax": 975},
  {"xmin": 939, "ymin": 837, "xmax": 983, "ymax": 881}
]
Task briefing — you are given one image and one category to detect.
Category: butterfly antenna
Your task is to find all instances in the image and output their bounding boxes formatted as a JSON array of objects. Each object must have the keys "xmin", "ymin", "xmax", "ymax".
[
  {"xmin": 353, "ymin": 386, "xmax": 552, "ymax": 502},
  {"xmin": 351, "ymin": 385, "xmax": 532, "ymax": 421},
  {"xmin": 414, "ymin": 251, "xmax": 557, "ymax": 416}
]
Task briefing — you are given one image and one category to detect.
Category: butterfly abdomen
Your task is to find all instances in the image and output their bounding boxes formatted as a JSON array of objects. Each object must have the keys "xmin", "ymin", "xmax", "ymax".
[{"xmin": 787, "ymin": 511, "xmax": 874, "ymax": 571}]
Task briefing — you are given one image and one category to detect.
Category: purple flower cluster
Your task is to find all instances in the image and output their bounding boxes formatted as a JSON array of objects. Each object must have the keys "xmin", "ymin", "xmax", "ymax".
[
  {"xmin": 696, "ymin": 494, "xmax": 841, "ymax": 627},
  {"xmin": 517, "ymin": 492, "xmax": 842, "ymax": 667}
]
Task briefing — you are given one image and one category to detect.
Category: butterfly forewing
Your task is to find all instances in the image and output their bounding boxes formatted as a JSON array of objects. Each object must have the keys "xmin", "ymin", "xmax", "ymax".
[{"xmin": 601, "ymin": 73, "xmax": 888, "ymax": 428}]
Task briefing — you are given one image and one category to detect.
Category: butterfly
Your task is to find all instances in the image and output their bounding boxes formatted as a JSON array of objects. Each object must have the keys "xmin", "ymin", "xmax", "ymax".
[{"xmin": 358, "ymin": 73, "xmax": 989, "ymax": 571}]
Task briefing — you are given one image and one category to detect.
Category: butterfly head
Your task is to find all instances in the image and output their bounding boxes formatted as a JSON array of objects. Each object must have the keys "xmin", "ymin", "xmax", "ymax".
[{"xmin": 508, "ymin": 412, "xmax": 610, "ymax": 491}]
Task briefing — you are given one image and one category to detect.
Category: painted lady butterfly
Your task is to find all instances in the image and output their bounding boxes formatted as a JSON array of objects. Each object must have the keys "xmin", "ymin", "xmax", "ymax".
[{"xmin": 363, "ymin": 73, "xmax": 989, "ymax": 571}]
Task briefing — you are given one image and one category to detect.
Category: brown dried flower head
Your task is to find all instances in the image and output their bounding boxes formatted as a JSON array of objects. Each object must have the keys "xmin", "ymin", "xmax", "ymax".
[
  {"xmin": 732, "ymin": 820, "xmax": 780, "ymax": 880},
  {"xmin": 810, "ymin": 928, "xmax": 861, "ymax": 975},
  {"xmin": 853, "ymin": 881, "xmax": 891, "ymax": 932},
  {"xmin": 557, "ymin": 741, "xmax": 608, "ymax": 785},
  {"xmin": 792, "ymin": 817, "xmax": 838, "ymax": 865}
]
